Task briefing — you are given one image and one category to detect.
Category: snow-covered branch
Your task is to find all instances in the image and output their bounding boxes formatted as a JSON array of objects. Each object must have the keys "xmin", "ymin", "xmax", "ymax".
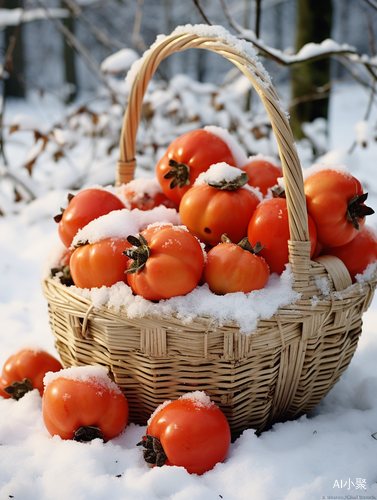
[{"xmin": 213, "ymin": 0, "xmax": 377, "ymax": 74}]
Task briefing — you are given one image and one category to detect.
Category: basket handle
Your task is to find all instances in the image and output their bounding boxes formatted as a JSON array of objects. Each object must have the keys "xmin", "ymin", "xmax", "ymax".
[{"xmin": 116, "ymin": 29, "xmax": 312, "ymax": 290}]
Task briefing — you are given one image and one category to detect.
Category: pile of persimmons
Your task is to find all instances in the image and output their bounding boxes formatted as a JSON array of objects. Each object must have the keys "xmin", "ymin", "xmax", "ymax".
[{"xmin": 53, "ymin": 126, "xmax": 377, "ymax": 301}]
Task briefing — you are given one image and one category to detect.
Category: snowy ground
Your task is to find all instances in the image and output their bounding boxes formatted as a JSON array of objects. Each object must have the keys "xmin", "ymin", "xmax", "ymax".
[{"xmin": 1, "ymin": 81, "xmax": 377, "ymax": 500}]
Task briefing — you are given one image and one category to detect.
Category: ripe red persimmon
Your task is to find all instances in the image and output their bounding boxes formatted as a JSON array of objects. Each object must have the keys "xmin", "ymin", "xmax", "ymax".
[
  {"xmin": 42, "ymin": 366, "xmax": 129, "ymax": 442},
  {"xmin": 203, "ymin": 235, "xmax": 270, "ymax": 294},
  {"xmin": 138, "ymin": 391, "xmax": 231, "ymax": 475},
  {"xmin": 247, "ymin": 197, "xmax": 317, "ymax": 275},
  {"xmin": 56, "ymin": 189, "xmax": 125, "ymax": 248},
  {"xmin": 156, "ymin": 129, "xmax": 237, "ymax": 205},
  {"xmin": 70, "ymin": 237, "xmax": 132, "ymax": 289},
  {"xmin": 319, "ymin": 226, "xmax": 377, "ymax": 283},
  {"xmin": 304, "ymin": 168, "xmax": 374, "ymax": 247},
  {"xmin": 0, "ymin": 349, "xmax": 62, "ymax": 400},
  {"xmin": 179, "ymin": 168, "xmax": 260, "ymax": 247},
  {"xmin": 241, "ymin": 157, "xmax": 282, "ymax": 196},
  {"xmin": 125, "ymin": 224, "xmax": 204, "ymax": 301}
]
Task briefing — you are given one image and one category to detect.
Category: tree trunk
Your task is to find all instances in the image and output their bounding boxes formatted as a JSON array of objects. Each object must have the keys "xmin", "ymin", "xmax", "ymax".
[
  {"xmin": 290, "ymin": 0, "xmax": 333, "ymax": 140},
  {"xmin": 3, "ymin": 0, "xmax": 25, "ymax": 98},
  {"xmin": 61, "ymin": 0, "xmax": 77, "ymax": 103}
]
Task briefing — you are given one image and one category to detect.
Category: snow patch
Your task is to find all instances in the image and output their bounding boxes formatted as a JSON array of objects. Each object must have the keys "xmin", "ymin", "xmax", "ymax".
[
  {"xmin": 100, "ymin": 48, "xmax": 139, "ymax": 74},
  {"xmin": 194, "ymin": 162, "xmax": 245, "ymax": 186},
  {"xmin": 180, "ymin": 391, "xmax": 215, "ymax": 409},
  {"xmin": 71, "ymin": 206, "xmax": 180, "ymax": 247},
  {"xmin": 60, "ymin": 266, "xmax": 300, "ymax": 335},
  {"xmin": 43, "ymin": 365, "xmax": 123, "ymax": 395},
  {"xmin": 303, "ymin": 163, "xmax": 352, "ymax": 182}
]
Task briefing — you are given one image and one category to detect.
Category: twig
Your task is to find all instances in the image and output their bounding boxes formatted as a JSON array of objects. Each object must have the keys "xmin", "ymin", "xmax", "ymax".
[
  {"xmin": 192, "ymin": 0, "xmax": 212, "ymax": 25},
  {"xmin": 219, "ymin": 0, "xmax": 246, "ymax": 35},
  {"xmin": 0, "ymin": 166, "xmax": 37, "ymax": 201},
  {"xmin": 255, "ymin": 0, "xmax": 262, "ymax": 39},
  {"xmin": 362, "ymin": 0, "xmax": 377, "ymax": 9},
  {"xmin": 289, "ymin": 90, "xmax": 331, "ymax": 109},
  {"xmin": 133, "ymin": 0, "xmax": 145, "ymax": 49},
  {"xmin": 347, "ymin": 4, "xmax": 377, "ymax": 154},
  {"xmin": 365, "ymin": 5, "xmax": 376, "ymax": 56},
  {"xmin": 34, "ymin": 0, "xmax": 120, "ymax": 104},
  {"xmin": 0, "ymin": 98, "xmax": 7, "ymax": 166},
  {"xmin": 61, "ymin": 0, "xmax": 126, "ymax": 51},
  {"xmin": 337, "ymin": 55, "xmax": 375, "ymax": 90}
]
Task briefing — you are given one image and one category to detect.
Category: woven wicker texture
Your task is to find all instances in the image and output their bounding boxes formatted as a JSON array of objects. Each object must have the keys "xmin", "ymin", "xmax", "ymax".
[{"xmin": 42, "ymin": 28, "xmax": 377, "ymax": 435}]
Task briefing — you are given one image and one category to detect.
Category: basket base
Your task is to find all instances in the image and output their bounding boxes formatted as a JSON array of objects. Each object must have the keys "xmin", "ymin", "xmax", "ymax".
[{"xmin": 50, "ymin": 306, "xmax": 364, "ymax": 436}]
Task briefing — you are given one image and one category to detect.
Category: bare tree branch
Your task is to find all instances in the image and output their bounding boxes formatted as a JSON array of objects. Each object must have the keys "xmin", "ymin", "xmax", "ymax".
[
  {"xmin": 289, "ymin": 91, "xmax": 331, "ymax": 109},
  {"xmin": 0, "ymin": 165, "xmax": 37, "ymax": 201},
  {"xmin": 34, "ymin": 0, "xmax": 120, "ymax": 103},
  {"xmin": 364, "ymin": 3, "xmax": 376, "ymax": 56},
  {"xmin": 348, "ymin": 2, "xmax": 377, "ymax": 154},
  {"xmin": 362, "ymin": 0, "xmax": 377, "ymax": 10},
  {"xmin": 255, "ymin": 0, "xmax": 262, "ymax": 39},
  {"xmin": 133, "ymin": 0, "xmax": 146, "ymax": 50},
  {"xmin": 212, "ymin": 0, "xmax": 377, "ymax": 77},
  {"xmin": 192, "ymin": 0, "xmax": 212, "ymax": 25},
  {"xmin": 62, "ymin": 0, "xmax": 126, "ymax": 51}
]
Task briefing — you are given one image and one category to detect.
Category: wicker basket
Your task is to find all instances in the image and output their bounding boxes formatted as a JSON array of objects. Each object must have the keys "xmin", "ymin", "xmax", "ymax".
[{"xmin": 41, "ymin": 26, "xmax": 377, "ymax": 436}]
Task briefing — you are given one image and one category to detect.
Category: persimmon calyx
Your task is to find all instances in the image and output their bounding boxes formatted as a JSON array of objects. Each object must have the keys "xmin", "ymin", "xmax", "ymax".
[
  {"xmin": 346, "ymin": 193, "xmax": 374, "ymax": 230},
  {"xmin": 271, "ymin": 185, "xmax": 286, "ymax": 198},
  {"xmin": 53, "ymin": 193, "xmax": 75, "ymax": 223},
  {"xmin": 74, "ymin": 425, "xmax": 105, "ymax": 442},
  {"xmin": 124, "ymin": 234, "xmax": 150, "ymax": 274},
  {"xmin": 4, "ymin": 378, "xmax": 33, "ymax": 400},
  {"xmin": 73, "ymin": 240, "xmax": 89, "ymax": 248},
  {"xmin": 137, "ymin": 434, "xmax": 167, "ymax": 467},
  {"xmin": 51, "ymin": 265, "xmax": 74, "ymax": 286},
  {"xmin": 207, "ymin": 172, "xmax": 249, "ymax": 191},
  {"xmin": 221, "ymin": 234, "xmax": 264, "ymax": 254},
  {"xmin": 164, "ymin": 159, "xmax": 191, "ymax": 189}
]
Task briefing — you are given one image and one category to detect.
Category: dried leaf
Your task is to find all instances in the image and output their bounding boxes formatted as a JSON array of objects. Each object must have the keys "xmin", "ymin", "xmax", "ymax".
[
  {"xmin": 53, "ymin": 150, "xmax": 65, "ymax": 162},
  {"xmin": 24, "ymin": 157, "xmax": 37, "ymax": 176},
  {"xmin": 9, "ymin": 125, "xmax": 19, "ymax": 134}
]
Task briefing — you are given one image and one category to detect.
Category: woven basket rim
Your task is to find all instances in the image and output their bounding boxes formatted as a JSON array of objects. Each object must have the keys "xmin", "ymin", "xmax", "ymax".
[{"xmin": 42, "ymin": 262, "xmax": 377, "ymax": 334}]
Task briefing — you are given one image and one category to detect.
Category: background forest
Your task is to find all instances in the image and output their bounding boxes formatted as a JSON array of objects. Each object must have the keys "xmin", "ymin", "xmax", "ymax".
[{"xmin": 0, "ymin": 0, "xmax": 376, "ymax": 213}]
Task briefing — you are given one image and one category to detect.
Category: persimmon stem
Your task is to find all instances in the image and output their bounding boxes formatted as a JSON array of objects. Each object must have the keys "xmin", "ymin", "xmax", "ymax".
[
  {"xmin": 124, "ymin": 234, "xmax": 150, "ymax": 274},
  {"xmin": 207, "ymin": 172, "xmax": 249, "ymax": 191},
  {"xmin": 73, "ymin": 425, "xmax": 105, "ymax": 442},
  {"xmin": 346, "ymin": 193, "xmax": 374, "ymax": 229},
  {"xmin": 4, "ymin": 378, "xmax": 33, "ymax": 400},
  {"xmin": 137, "ymin": 434, "xmax": 167, "ymax": 467},
  {"xmin": 164, "ymin": 159, "xmax": 191, "ymax": 189},
  {"xmin": 221, "ymin": 234, "xmax": 264, "ymax": 254},
  {"xmin": 271, "ymin": 185, "xmax": 286, "ymax": 198},
  {"xmin": 53, "ymin": 193, "xmax": 74, "ymax": 222}
]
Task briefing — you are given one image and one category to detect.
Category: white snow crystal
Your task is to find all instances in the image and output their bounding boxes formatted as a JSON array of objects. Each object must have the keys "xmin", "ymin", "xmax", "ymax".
[{"xmin": 180, "ymin": 391, "xmax": 215, "ymax": 409}]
